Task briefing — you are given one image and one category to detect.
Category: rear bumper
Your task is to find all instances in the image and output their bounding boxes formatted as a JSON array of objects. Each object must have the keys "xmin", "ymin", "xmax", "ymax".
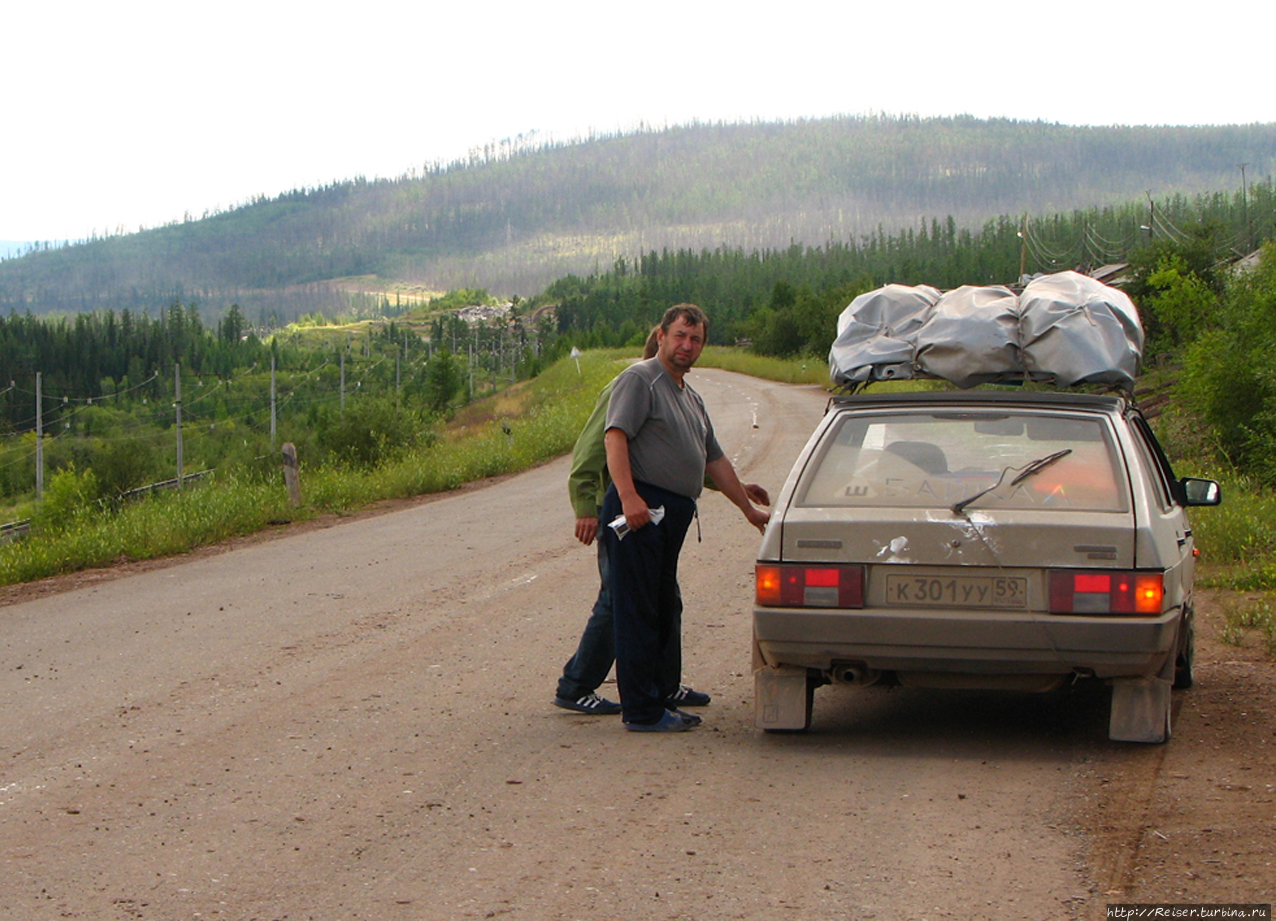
[{"xmin": 753, "ymin": 605, "xmax": 1180, "ymax": 680}]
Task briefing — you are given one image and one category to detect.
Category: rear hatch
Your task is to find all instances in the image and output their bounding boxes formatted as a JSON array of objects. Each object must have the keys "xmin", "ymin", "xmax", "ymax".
[
  {"xmin": 780, "ymin": 506, "xmax": 1135, "ymax": 571},
  {"xmin": 775, "ymin": 397, "xmax": 1137, "ymax": 605}
]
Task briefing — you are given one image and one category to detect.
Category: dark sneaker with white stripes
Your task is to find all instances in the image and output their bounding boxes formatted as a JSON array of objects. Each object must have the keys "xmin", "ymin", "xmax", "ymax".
[
  {"xmin": 665, "ymin": 685, "xmax": 711, "ymax": 708},
  {"xmin": 553, "ymin": 692, "xmax": 622, "ymax": 715}
]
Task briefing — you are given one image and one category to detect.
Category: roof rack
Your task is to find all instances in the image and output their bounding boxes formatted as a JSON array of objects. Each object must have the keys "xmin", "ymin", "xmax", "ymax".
[
  {"xmin": 836, "ymin": 376, "xmax": 1138, "ymax": 402},
  {"xmin": 828, "ymin": 271, "xmax": 1144, "ymax": 394}
]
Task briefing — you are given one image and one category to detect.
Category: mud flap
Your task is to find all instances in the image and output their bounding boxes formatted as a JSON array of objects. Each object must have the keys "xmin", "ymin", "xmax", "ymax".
[
  {"xmin": 755, "ymin": 666, "xmax": 811, "ymax": 731},
  {"xmin": 1108, "ymin": 675, "xmax": 1172, "ymax": 743}
]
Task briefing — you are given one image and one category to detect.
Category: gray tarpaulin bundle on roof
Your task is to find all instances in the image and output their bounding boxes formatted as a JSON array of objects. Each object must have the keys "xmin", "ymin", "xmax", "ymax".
[{"xmin": 828, "ymin": 271, "xmax": 1144, "ymax": 388}]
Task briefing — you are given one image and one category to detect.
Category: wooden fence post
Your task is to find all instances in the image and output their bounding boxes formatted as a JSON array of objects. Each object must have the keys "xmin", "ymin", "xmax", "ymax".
[{"xmin": 282, "ymin": 442, "xmax": 302, "ymax": 507}]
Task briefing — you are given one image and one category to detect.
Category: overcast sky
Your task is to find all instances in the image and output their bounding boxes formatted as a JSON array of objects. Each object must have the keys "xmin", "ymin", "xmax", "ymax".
[{"xmin": 3, "ymin": 0, "xmax": 1273, "ymax": 244}]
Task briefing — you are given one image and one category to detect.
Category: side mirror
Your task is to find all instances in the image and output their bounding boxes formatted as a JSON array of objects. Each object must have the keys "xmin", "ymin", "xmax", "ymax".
[{"xmin": 1180, "ymin": 477, "xmax": 1221, "ymax": 507}]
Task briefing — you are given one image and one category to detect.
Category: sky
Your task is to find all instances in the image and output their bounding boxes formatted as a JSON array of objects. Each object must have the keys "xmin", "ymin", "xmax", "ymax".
[{"xmin": 3, "ymin": 0, "xmax": 1274, "ymax": 246}]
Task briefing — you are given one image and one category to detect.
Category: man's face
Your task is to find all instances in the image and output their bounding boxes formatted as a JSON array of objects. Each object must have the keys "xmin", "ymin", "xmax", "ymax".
[{"xmin": 658, "ymin": 316, "xmax": 706, "ymax": 373}]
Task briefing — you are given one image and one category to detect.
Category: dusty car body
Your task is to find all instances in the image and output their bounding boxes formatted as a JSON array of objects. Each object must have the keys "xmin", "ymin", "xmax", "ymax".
[{"xmin": 752, "ymin": 389, "xmax": 1220, "ymax": 742}]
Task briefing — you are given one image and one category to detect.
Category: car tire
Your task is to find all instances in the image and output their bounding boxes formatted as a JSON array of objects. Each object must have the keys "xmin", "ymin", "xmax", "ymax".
[{"xmin": 1173, "ymin": 615, "xmax": 1195, "ymax": 690}]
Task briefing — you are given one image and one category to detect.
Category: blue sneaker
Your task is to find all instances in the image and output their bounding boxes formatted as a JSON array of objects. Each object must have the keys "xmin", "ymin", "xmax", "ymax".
[
  {"xmin": 554, "ymin": 692, "xmax": 622, "ymax": 715},
  {"xmin": 665, "ymin": 685, "xmax": 711, "ymax": 708},
  {"xmin": 624, "ymin": 709, "xmax": 700, "ymax": 732}
]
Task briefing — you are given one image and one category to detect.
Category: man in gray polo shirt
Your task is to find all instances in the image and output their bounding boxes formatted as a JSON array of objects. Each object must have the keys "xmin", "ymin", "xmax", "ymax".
[{"xmin": 602, "ymin": 303, "xmax": 770, "ymax": 731}]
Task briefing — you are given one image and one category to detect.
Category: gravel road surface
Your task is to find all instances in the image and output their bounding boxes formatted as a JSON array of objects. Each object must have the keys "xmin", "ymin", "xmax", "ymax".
[{"xmin": 2, "ymin": 369, "xmax": 1271, "ymax": 920}]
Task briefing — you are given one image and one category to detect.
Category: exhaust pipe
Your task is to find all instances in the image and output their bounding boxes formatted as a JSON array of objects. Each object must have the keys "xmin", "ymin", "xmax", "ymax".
[{"xmin": 830, "ymin": 664, "xmax": 880, "ymax": 686}]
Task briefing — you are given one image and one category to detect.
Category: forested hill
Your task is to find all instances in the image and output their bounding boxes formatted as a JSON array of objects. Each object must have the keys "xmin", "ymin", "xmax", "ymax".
[{"xmin": 4, "ymin": 115, "xmax": 1275, "ymax": 323}]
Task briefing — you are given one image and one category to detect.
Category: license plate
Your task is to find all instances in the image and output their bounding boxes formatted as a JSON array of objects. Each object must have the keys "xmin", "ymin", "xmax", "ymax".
[{"xmin": 884, "ymin": 573, "xmax": 1028, "ymax": 609}]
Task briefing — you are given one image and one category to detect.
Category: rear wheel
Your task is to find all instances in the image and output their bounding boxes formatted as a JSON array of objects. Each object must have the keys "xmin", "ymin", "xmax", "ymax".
[{"xmin": 1173, "ymin": 614, "xmax": 1196, "ymax": 690}]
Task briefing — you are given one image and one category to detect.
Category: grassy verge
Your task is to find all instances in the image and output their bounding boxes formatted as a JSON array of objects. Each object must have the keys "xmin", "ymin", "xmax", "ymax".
[
  {"xmin": 1215, "ymin": 593, "xmax": 1276, "ymax": 657},
  {"xmin": 1189, "ymin": 475, "xmax": 1276, "ymax": 590},
  {"xmin": 0, "ymin": 472, "xmax": 297, "ymax": 586},
  {"xmin": 1154, "ymin": 403, "xmax": 1276, "ymax": 591},
  {"xmin": 696, "ymin": 347, "xmax": 831, "ymax": 385},
  {"xmin": 0, "ymin": 351, "xmax": 628, "ymax": 587}
]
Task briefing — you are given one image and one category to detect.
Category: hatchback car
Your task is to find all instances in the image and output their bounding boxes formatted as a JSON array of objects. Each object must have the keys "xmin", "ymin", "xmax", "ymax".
[{"xmin": 752, "ymin": 388, "xmax": 1220, "ymax": 742}]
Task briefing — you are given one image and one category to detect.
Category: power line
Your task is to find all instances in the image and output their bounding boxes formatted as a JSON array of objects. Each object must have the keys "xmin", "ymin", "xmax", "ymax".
[{"xmin": 1152, "ymin": 211, "xmax": 1191, "ymax": 245}]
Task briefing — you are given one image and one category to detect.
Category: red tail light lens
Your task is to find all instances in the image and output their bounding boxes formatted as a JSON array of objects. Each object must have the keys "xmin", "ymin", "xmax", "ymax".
[
  {"xmin": 1049, "ymin": 570, "xmax": 1164, "ymax": 615},
  {"xmin": 756, "ymin": 564, "xmax": 864, "ymax": 608}
]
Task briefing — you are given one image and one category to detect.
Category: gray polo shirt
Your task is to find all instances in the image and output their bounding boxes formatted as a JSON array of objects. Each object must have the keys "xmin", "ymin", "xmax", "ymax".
[{"xmin": 605, "ymin": 357, "xmax": 723, "ymax": 500}]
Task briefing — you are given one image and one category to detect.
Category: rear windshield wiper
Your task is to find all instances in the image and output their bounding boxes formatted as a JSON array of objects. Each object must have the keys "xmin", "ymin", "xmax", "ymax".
[{"xmin": 951, "ymin": 449, "xmax": 1073, "ymax": 516}]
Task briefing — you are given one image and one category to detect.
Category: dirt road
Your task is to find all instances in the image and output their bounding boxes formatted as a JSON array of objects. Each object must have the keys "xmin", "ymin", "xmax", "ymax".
[{"xmin": 1, "ymin": 370, "xmax": 1272, "ymax": 920}]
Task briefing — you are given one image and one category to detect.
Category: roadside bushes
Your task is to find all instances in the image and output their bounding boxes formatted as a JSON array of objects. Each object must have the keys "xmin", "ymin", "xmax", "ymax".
[
  {"xmin": 91, "ymin": 439, "xmax": 165, "ymax": 497},
  {"xmin": 313, "ymin": 397, "xmax": 439, "ymax": 468},
  {"xmin": 1140, "ymin": 253, "xmax": 1218, "ymax": 350},
  {"xmin": 1180, "ymin": 243, "xmax": 1276, "ymax": 486},
  {"xmin": 32, "ymin": 464, "xmax": 100, "ymax": 533}
]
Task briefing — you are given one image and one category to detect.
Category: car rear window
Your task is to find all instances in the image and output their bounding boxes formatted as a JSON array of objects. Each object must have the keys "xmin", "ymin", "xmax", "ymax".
[{"xmin": 797, "ymin": 409, "xmax": 1128, "ymax": 512}]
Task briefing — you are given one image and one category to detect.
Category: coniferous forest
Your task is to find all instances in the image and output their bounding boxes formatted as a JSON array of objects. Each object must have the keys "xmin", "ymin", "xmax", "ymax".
[
  {"xmin": 3, "ymin": 116, "xmax": 1274, "ymax": 324},
  {"xmin": 545, "ymin": 182, "xmax": 1274, "ymax": 353}
]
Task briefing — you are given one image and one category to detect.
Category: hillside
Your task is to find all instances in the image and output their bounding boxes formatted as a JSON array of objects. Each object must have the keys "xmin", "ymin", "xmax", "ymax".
[{"xmin": 3, "ymin": 115, "xmax": 1275, "ymax": 323}]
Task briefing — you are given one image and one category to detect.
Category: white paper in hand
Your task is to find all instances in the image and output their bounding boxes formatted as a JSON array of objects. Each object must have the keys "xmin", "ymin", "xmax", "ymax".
[{"xmin": 608, "ymin": 505, "xmax": 665, "ymax": 540}]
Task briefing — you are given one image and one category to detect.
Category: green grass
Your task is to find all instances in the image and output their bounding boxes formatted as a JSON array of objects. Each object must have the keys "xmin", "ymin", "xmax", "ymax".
[
  {"xmin": 1148, "ymin": 420, "xmax": 1276, "ymax": 659},
  {"xmin": 0, "ymin": 350, "xmax": 627, "ymax": 587},
  {"xmin": 0, "ymin": 471, "xmax": 296, "ymax": 586},
  {"xmin": 1217, "ymin": 594, "xmax": 1276, "ymax": 657},
  {"xmin": 1154, "ymin": 402, "xmax": 1276, "ymax": 590},
  {"xmin": 1189, "ymin": 474, "xmax": 1276, "ymax": 589},
  {"xmin": 696, "ymin": 348, "xmax": 831, "ymax": 385}
]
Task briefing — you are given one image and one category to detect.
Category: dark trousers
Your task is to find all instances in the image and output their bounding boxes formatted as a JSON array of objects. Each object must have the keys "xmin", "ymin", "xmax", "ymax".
[
  {"xmin": 556, "ymin": 532, "xmax": 683, "ymax": 702},
  {"xmin": 601, "ymin": 482, "xmax": 696, "ymax": 725}
]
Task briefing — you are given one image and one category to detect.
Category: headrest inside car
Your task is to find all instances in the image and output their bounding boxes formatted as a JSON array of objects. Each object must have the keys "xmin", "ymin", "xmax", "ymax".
[{"xmin": 885, "ymin": 441, "xmax": 948, "ymax": 475}]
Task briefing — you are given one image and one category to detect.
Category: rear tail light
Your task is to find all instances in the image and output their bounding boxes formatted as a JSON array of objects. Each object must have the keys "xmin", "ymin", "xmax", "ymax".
[
  {"xmin": 1048, "ymin": 570, "xmax": 1164, "ymax": 615},
  {"xmin": 756, "ymin": 564, "xmax": 864, "ymax": 608}
]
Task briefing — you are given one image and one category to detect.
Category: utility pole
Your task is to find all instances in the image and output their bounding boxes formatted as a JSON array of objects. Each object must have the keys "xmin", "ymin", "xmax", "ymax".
[
  {"xmin": 270, "ymin": 355, "xmax": 277, "ymax": 446},
  {"xmin": 400, "ymin": 332, "xmax": 408, "ymax": 394},
  {"xmin": 1017, "ymin": 215, "xmax": 1027, "ymax": 284},
  {"xmin": 1239, "ymin": 163, "xmax": 1250, "ymax": 251},
  {"xmin": 35, "ymin": 372, "xmax": 43, "ymax": 500},
  {"xmin": 175, "ymin": 363, "xmax": 184, "ymax": 489}
]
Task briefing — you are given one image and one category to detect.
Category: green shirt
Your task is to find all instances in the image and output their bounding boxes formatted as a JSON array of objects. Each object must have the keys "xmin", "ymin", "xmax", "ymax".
[{"xmin": 567, "ymin": 379, "xmax": 614, "ymax": 519}]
